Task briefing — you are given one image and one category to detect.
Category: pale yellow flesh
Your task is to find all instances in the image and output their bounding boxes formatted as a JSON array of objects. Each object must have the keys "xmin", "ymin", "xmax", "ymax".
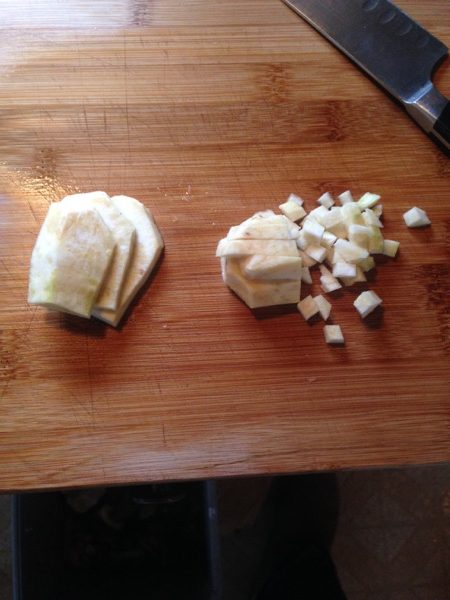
[
  {"xmin": 60, "ymin": 191, "xmax": 136, "ymax": 311},
  {"xmin": 93, "ymin": 196, "xmax": 164, "ymax": 326},
  {"xmin": 222, "ymin": 257, "xmax": 301, "ymax": 309},
  {"xmin": 28, "ymin": 203, "xmax": 115, "ymax": 318}
]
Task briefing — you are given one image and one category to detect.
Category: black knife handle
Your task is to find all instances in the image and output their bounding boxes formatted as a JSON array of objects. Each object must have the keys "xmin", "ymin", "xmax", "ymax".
[{"xmin": 433, "ymin": 101, "xmax": 450, "ymax": 150}]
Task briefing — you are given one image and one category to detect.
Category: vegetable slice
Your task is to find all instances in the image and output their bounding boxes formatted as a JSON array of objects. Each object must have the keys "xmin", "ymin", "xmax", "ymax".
[
  {"xmin": 28, "ymin": 203, "xmax": 115, "ymax": 318},
  {"xmin": 93, "ymin": 196, "xmax": 164, "ymax": 327},
  {"xmin": 60, "ymin": 191, "xmax": 136, "ymax": 311}
]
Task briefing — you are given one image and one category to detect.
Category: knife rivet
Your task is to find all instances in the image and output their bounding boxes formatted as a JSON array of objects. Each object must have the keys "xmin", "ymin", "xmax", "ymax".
[{"xmin": 379, "ymin": 9, "xmax": 397, "ymax": 25}]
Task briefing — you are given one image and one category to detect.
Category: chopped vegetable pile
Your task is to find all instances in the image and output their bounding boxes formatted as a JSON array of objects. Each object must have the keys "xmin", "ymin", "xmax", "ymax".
[{"xmin": 217, "ymin": 190, "xmax": 431, "ymax": 345}]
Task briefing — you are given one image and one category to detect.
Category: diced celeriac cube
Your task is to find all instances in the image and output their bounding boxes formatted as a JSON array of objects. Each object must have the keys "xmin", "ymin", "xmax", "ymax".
[
  {"xmin": 298, "ymin": 250, "xmax": 317, "ymax": 268},
  {"xmin": 342, "ymin": 202, "xmax": 364, "ymax": 227},
  {"xmin": 321, "ymin": 207, "xmax": 347, "ymax": 238},
  {"xmin": 308, "ymin": 205, "xmax": 330, "ymax": 225},
  {"xmin": 368, "ymin": 226, "xmax": 384, "ymax": 254},
  {"xmin": 302, "ymin": 219, "xmax": 325, "ymax": 243},
  {"xmin": 338, "ymin": 190, "xmax": 354, "ymax": 205},
  {"xmin": 297, "ymin": 295, "xmax": 320, "ymax": 320},
  {"xmin": 340, "ymin": 266, "xmax": 367, "ymax": 286},
  {"xmin": 287, "ymin": 193, "xmax": 304, "ymax": 206},
  {"xmin": 243, "ymin": 255, "xmax": 303, "ymax": 280},
  {"xmin": 372, "ymin": 204, "xmax": 383, "ymax": 218},
  {"xmin": 296, "ymin": 230, "xmax": 308, "ymax": 251},
  {"xmin": 314, "ymin": 294, "xmax": 331, "ymax": 320},
  {"xmin": 383, "ymin": 239, "xmax": 400, "ymax": 258},
  {"xmin": 362, "ymin": 208, "xmax": 384, "ymax": 228},
  {"xmin": 332, "ymin": 262, "xmax": 357, "ymax": 279},
  {"xmin": 279, "ymin": 198, "xmax": 307, "ymax": 222},
  {"xmin": 357, "ymin": 192, "xmax": 380, "ymax": 210},
  {"xmin": 322, "ymin": 231, "xmax": 337, "ymax": 247},
  {"xmin": 320, "ymin": 274, "xmax": 342, "ymax": 293},
  {"xmin": 324, "ymin": 325, "xmax": 345, "ymax": 344},
  {"xmin": 348, "ymin": 224, "xmax": 371, "ymax": 250},
  {"xmin": 317, "ymin": 192, "xmax": 334, "ymax": 209},
  {"xmin": 227, "ymin": 215, "xmax": 295, "ymax": 240},
  {"xmin": 301, "ymin": 267, "xmax": 312, "ymax": 284},
  {"xmin": 403, "ymin": 207, "xmax": 431, "ymax": 228},
  {"xmin": 334, "ymin": 239, "xmax": 369, "ymax": 262},
  {"xmin": 354, "ymin": 290, "xmax": 382, "ymax": 318},
  {"xmin": 358, "ymin": 256, "xmax": 376, "ymax": 272},
  {"xmin": 305, "ymin": 244, "xmax": 327, "ymax": 263}
]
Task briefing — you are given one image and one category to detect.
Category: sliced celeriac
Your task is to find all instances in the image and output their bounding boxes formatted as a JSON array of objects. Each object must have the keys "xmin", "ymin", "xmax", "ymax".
[
  {"xmin": 28, "ymin": 203, "xmax": 115, "ymax": 318},
  {"xmin": 354, "ymin": 290, "xmax": 382, "ymax": 318},
  {"xmin": 224, "ymin": 257, "xmax": 301, "ymax": 308},
  {"xmin": 308, "ymin": 205, "xmax": 330, "ymax": 224},
  {"xmin": 368, "ymin": 226, "xmax": 385, "ymax": 254},
  {"xmin": 322, "ymin": 231, "xmax": 337, "ymax": 247},
  {"xmin": 216, "ymin": 238, "xmax": 299, "ymax": 258},
  {"xmin": 358, "ymin": 256, "xmax": 376, "ymax": 272},
  {"xmin": 297, "ymin": 295, "xmax": 319, "ymax": 320},
  {"xmin": 243, "ymin": 255, "xmax": 302, "ymax": 280},
  {"xmin": 298, "ymin": 250, "xmax": 317, "ymax": 268},
  {"xmin": 60, "ymin": 191, "xmax": 136, "ymax": 311},
  {"xmin": 93, "ymin": 195, "xmax": 164, "ymax": 327},
  {"xmin": 332, "ymin": 262, "xmax": 357, "ymax": 279},
  {"xmin": 226, "ymin": 216, "xmax": 295, "ymax": 240},
  {"xmin": 342, "ymin": 203, "xmax": 364, "ymax": 228},
  {"xmin": 362, "ymin": 208, "xmax": 384, "ymax": 228},
  {"xmin": 305, "ymin": 244, "xmax": 327, "ymax": 263},
  {"xmin": 324, "ymin": 325, "xmax": 344, "ymax": 344},
  {"xmin": 403, "ymin": 207, "xmax": 431, "ymax": 227},
  {"xmin": 302, "ymin": 219, "xmax": 324, "ymax": 243},
  {"xmin": 301, "ymin": 267, "xmax": 312, "ymax": 284},
  {"xmin": 348, "ymin": 224, "xmax": 371, "ymax": 250}
]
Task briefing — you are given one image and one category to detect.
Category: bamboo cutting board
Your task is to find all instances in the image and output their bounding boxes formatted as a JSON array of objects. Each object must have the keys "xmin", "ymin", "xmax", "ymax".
[{"xmin": 0, "ymin": 0, "xmax": 449, "ymax": 492}]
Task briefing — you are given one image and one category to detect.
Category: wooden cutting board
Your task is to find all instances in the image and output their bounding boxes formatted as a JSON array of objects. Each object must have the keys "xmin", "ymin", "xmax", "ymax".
[{"xmin": 0, "ymin": 0, "xmax": 449, "ymax": 492}]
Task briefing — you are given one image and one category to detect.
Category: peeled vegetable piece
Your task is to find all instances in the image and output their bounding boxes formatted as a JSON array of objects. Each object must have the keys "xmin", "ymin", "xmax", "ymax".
[
  {"xmin": 60, "ymin": 191, "xmax": 136, "ymax": 311},
  {"xmin": 28, "ymin": 203, "xmax": 115, "ymax": 318},
  {"xmin": 93, "ymin": 196, "xmax": 164, "ymax": 327}
]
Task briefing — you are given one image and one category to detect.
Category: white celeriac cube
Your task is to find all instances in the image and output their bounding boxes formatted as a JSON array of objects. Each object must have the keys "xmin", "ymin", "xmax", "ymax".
[
  {"xmin": 322, "ymin": 231, "xmax": 337, "ymax": 247},
  {"xmin": 383, "ymin": 240, "xmax": 400, "ymax": 258},
  {"xmin": 317, "ymin": 192, "xmax": 334, "ymax": 208},
  {"xmin": 334, "ymin": 239, "xmax": 369, "ymax": 262},
  {"xmin": 302, "ymin": 219, "xmax": 325, "ymax": 243},
  {"xmin": 324, "ymin": 325, "xmax": 345, "ymax": 344},
  {"xmin": 363, "ymin": 208, "xmax": 384, "ymax": 228},
  {"xmin": 403, "ymin": 207, "xmax": 431, "ymax": 228},
  {"xmin": 297, "ymin": 295, "xmax": 320, "ymax": 320},
  {"xmin": 314, "ymin": 295, "xmax": 331, "ymax": 320},
  {"xmin": 301, "ymin": 267, "xmax": 312, "ymax": 284},
  {"xmin": 332, "ymin": 262, "xmax": 357, "ymax": 279},
  {"xmin": 348, "ymin": 224, "xmax": 371, "ymax": 250},
  {"xmin": 357, "ymin": 192, "xmax": 380, "ymax": 210},
  {"xmin": 279, "ymin": 198, "xmax": 307, "ymax": 222},
  {"xmin": 354, "ymin": 290, "xmax": 383, "ymax": 318},
  {"xmin": 305, "ymin": 245, "xmax": 327, "ymax": 263},
  {"xmin": 338, "ymin": 190, "xmax": 354, "ymax": 205}
]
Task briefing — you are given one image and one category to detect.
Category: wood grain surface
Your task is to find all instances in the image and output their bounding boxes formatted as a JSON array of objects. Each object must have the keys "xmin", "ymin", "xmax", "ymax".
[{"xmin": 0, "ymin": 0, "xmax": 449, "ymax": 492}]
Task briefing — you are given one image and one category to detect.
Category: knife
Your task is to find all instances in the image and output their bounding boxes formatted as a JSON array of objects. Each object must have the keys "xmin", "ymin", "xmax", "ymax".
[{"xmin": 282, "ymin": 0, "xmax": 450, "ymax": 151}]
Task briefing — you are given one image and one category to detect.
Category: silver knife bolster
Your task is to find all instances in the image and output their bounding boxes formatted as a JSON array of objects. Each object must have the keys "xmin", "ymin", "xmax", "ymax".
[{"xmin": 404, "ymin": 85, "xmax": 450, "ymax": 150}]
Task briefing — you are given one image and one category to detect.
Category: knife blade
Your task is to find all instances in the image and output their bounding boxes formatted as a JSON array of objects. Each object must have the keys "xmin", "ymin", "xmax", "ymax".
[{"xmin": 282, "ymin": 0, "xmax": 450, "ymax": 150}]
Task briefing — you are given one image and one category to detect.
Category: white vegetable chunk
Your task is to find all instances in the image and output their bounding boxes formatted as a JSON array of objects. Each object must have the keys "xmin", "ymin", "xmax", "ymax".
[
  {"xmin": 216, "ymin": 238, "xmax": 299, "ymax": 258},
  {"xmin": 93, "ymin": 196, "xmax": 164, "ymax": 327},
  {"xmin": 340, "ymin": 266, "xmax": 367, "ymax": 286},
  {"xmin": 358, "ymin": 256, "xmax": 376, "ymax": 272},
  {"xmin": 324, "ymin": 325, "xmax": 345, "ymax": 344},
  {"xmin": 368, "ymin": 226, "xmax": 385, "ymax": 254},
  {"xmin": 296, "ymin": 230, "xmax": 309, "ymax": 251},
  {"xmin": 372, "ymin": 204, "xmax": 383, "ymax": 218},
  {"xmin": 28, "ymin": 203, "xmax": 115, "ymax": 318},
  {"xmin": 224, "ymin": 257, "xmax": 301, "ymax": 308},
  {"xmin": 322, "ymin": 231, "xmax": 337, "ymax": 247},
  {"xmin": 243, "ymin": 255, "xmax": 303, "ymax": 280},
  {"xmin": 279, "ymin": 199, "xmax": 307, "ymax": 222},
  {"xmin": 338, "ymin": 190, "xmax": 354, "ymax": 205},
  {"xmin": 357, "ymin": 192, "xmax": 381, "ymax": 210},
  {"xmin": 348, "ymin": 224, "xmax": 371, "ymax": 250},
  {"xmin": 60, "ymin": 191, "xmax": 136, "ymax": 311},
  {"xmin": 332, "ymin": 262, "xmax": 357, "ymax": 279},
  {"xmin": 354, "ymin": 290, "xmax": 383, "ymax": 318},
  {"xmin": 362, "ymin": 208, "xmax": 384, "ymax": 228},
  {"xmin": 314, "ymin": 294, "xmax": 331, "ymax": 320},
  {"xmin": 302, "ymin": 219, "xmax": 325, "ymax": 243},
  {"xmin": 383, "ymin": 239, "xmax": 400, "ymax": 258},
  {"xmin": 301, "ymin": 267, "xmax": 312, "ymax": 284},
  {"xmin": 320, "ymin": 274, "xmax": 342, "ymax": 293},
  {"xmin": 298, "ymin": 250, "xmax": 317, "ymax": 268},
  {"xmin": 342, "ymin": 202, "xmax": 364, "ymax": 227},
  {"xmin": 227, "ymin": 215, "xmax": 295, "ymax": 240},
  {"xmin": 317, "ymin": 192, "xmax": 334, "ymax": 209},
  {"xmin": 308, "ymin": 205, "xmax": 330, "ymax": 225},
  {"xmin": 334, "ymin": 239, "xmax": 369, "ymax": 262},
  {"xmin": 297, "ymin": 295, "xmax": 319, "ymax": 320},
  {"xmin": 305, "ymin": 244, "xmax": 327, "ymax": 263},
  {"xmin": 403, "ymin": 207, "xmax": 431, "ymax": 228}
]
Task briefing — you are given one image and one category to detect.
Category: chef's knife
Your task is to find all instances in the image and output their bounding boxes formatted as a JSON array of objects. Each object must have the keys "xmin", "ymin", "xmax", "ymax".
[{"xmin": 282, "ymin": 0, "xmax": 450, "ymax": 150}]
